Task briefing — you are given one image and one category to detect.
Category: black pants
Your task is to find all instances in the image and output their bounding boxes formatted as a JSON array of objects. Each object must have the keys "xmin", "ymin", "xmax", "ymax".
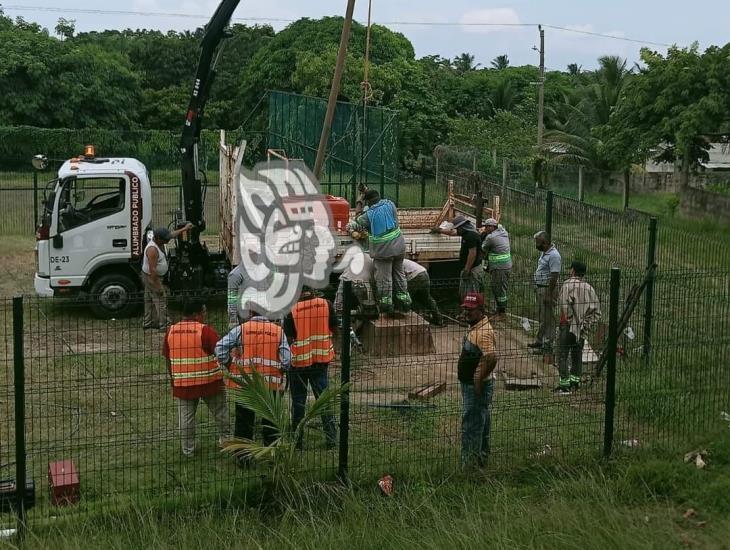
[{"xmin": 234, "ymin": 401, "xmax": 278, "ymax": 446}]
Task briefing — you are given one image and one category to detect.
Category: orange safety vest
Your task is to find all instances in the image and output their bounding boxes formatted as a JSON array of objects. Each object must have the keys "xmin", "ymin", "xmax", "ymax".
[
  {"xmin": 166, "ymin": 320, "xmax": 222, "ymax": 387},
  {"xmin": 290, "ymin": 297, "xmax": 335, "ymax": 368},
  {"xmin": 227, "ymin": 319, "xmax": 284, "ymax": 391}
]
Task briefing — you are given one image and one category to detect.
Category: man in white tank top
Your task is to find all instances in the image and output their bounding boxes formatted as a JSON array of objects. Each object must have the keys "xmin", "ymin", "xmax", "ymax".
[{"xmin": 141, "ymin": 224, "xmax": 192, "ymax": 329}]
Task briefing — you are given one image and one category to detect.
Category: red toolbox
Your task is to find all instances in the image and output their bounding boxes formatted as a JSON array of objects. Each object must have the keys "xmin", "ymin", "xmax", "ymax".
[
  {"xmin": 326, "ymin": 195, "xmax": 350, "ymax": 232},
  {"xmin": 48, "ymin": 460, "xmax": 79, "ymax": 506}
]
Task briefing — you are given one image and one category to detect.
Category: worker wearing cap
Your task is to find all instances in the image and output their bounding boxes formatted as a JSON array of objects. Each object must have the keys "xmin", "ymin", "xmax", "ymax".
[
  {"xmin": 163, "ymin": 298, "xmax": 230, "ymax": 457},
  {"xmin": 215, "ymin": 301, "xmax": 291, "ymax": 459},
  {"xmin": 480, "ymin": 218, "xmax": 512, "ymax": 318},
  {"xmin": 403, "ymin": 259, "xmax": 442, "ymax": 326},
  {"xmin": 141, "ymin": 223, "xmax": 192, "ymax": 330},
  {"xmin": 283, "ymin": 287, "xmax": 338, "ymax": 449},
  {"xmin": 458, "ymin": 292, "xmax": 498, "ymax": 468},
  {"xmin": 529, "ymin": 231, "xmax": 562, "ymax": 351},
  {"xmin": 432, "ymin": 215, "xmax": 483, "ymax": 299},
  {"xmin": 556, "ymin": 261, "xmax": 601, "ymax": 394},
  {"xmin": 355, "ymin": 189, "xmax": 411, "ymax": 315}
]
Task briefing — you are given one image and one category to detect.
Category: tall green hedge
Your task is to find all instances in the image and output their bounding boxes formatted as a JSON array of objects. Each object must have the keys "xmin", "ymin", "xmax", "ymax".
[{"xmin": 0, "ymin": 126, "xmax": 220, "ymax": 170}]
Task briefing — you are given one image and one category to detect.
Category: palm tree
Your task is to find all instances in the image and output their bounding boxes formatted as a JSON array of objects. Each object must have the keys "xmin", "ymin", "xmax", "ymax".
[
  {"xmin": 491, "ymin": 55, "xmax": 509, "ymax": 70},
  {"xmin": 223, "ymin": 369, "xmax": 349, "ymax": 494},
  {"xmin": 567, "ymin": 63, "xmax": 582, "ymax": 76},
  {"xmin": 543, "ymin": 56, "xmax": 632, "ymax": 189},
  {"xmin": 452, "ymin": 52, "xmax": 480, "ymax": 74}
]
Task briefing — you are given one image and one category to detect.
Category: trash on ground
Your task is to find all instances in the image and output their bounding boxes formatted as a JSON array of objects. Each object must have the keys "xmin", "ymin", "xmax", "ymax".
[{"xmin": 378, "ymin": 474, "xmax": 394, "ymax": 496}]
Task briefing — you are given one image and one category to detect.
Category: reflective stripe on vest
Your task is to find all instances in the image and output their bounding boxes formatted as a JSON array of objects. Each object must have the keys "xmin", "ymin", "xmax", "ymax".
[
  {"xmin": 166, "ymin": 321, "xmax": 222, "ymax": 388},
  {"xmin": 369, "ymin": 226, "xmax": 402, "ymax": 244},
  {"xmin": 488, "ymin": 252, "xmax": 512, "ymax": 264},
  {"xmin": 227, "ymin": 320, "xmax": 284, "ymax": 390},
  {"xmin": 291, "ymin": 297, "xmax": 335, "ymax": 368}
]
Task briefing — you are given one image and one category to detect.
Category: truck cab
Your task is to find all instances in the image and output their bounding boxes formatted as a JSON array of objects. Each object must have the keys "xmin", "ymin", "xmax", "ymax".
[{"xmin": 34, "ymin": 150, "xmax": 152, "ymax": 318}]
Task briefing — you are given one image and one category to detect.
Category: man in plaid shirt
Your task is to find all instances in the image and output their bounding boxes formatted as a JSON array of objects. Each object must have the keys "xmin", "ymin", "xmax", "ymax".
[{"xmin": 556, "ymin": 261, "xmax": 601, "ymax": 394}]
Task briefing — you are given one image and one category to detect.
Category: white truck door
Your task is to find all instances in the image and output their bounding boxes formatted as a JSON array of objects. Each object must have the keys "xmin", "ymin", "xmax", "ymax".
[{"xmin": 50, "ymin": 175, "xmax": 132, "ymax": 287}]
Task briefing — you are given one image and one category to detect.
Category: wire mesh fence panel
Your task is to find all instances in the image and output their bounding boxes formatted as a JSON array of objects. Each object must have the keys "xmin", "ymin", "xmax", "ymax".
[
  {"xmin": 550, "ymin": 193, "xmax": 651, "ymax": 275},
  {"xmin": 613, "ymin": 270, "xmax": 730, "ymax": 454},
  {"xmin": 0, "ymin": 266, "xmax": 728, "ymax": 518}
]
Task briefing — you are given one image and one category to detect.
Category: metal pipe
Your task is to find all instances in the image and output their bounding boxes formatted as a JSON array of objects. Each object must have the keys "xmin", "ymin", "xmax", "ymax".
[{"xmin": 603, "ymin": 267, "xmax": 620, "ymax": 458}]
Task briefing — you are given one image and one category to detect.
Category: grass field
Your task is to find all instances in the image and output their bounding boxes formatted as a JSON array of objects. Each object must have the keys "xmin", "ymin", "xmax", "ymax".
[{"xmin": 11, "ymin": 427, "xmax": 730, "ymax": 549}]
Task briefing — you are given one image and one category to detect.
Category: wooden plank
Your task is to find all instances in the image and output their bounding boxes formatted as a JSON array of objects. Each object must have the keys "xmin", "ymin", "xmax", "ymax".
[
  {"xmin": 504, "ymin": 378, "xmax": 542, "ymax": 390},
  {"xmin": 408, "ymin": 382, "xmax": 446, "ymax": 400}
]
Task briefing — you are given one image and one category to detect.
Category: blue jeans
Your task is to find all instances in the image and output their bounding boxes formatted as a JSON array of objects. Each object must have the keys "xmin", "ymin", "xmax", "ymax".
[
  {"xmin": 288, "ymin": 364, "xmax": 337, "ymax": 447},
  {"xmin": 461, "ymin": 379, "xmax": 495, "ymax": 467}
]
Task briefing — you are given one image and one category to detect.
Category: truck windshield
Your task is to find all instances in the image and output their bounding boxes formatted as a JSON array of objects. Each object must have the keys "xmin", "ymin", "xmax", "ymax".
[{"xmin": 57, "ymin": 177, "xmax": 126, "ymax": 232}]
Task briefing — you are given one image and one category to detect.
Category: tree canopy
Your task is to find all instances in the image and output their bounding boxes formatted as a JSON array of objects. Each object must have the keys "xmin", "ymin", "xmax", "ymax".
[{"xmin": 1, "ymin": 9, "xmax": 729, "ymax": 172}]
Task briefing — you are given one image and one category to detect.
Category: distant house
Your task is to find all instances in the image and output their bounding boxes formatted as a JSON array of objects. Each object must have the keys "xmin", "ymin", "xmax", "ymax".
[{"xmin": 645, "ymin": 143, "xmax": 730, "ymax": 173}]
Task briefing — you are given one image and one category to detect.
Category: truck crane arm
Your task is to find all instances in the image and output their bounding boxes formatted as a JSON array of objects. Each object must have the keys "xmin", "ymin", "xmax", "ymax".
[{"xmin": 179, "ymin": 0, "xmax": 241, "ymax": 240}]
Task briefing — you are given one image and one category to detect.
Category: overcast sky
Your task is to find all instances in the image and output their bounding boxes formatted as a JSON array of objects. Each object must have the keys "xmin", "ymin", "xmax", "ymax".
[{"xmin": 4, "ymin": 1, "xmax": 729, "ymax": 69}]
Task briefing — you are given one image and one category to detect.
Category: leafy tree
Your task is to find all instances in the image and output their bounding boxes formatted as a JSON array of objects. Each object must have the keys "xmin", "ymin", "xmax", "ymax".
[
  {"xmin": 604, "ymin": 43, "xmax": 730, "ymax": 187},
  {"xmin": 491, "ymin": 54, "xmax": 509, "ymax": 70},
  {"xmin": 54, "ymin": 18, "xmax": 75, "ymax": 41},
  {"xmin": 452, "ymin": 52, "xmax": 479, "ymax": 74}
]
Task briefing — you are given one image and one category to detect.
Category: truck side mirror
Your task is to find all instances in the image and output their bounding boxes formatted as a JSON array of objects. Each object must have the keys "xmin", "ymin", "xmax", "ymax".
[
  {"xmin": 53, "ymin": 234, "xmax": 63, "ymax": 249},
  {"xmin": 32, "ymin": 155, "xmax": 49, "ymax": 171}
]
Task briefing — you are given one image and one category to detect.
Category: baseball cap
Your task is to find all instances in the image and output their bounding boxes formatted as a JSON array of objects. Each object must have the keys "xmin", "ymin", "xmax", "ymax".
[
  {"xmin": 452, "ymin": 215, "xmax": 468, "ymax": 229},
  {"xmin": 482, "ymin": 218, "xmax": 498, "ymax": 227},
  {"xmin": 461, "ymin": 292, "xmax": 485, "ymax": 309},
  {"xmin": 153, "ymin": 227, "xmax": 172, "ymax": 241}
]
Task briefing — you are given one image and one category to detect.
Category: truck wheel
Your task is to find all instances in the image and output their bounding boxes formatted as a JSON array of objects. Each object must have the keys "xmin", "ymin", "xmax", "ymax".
[{"xmin": 88, "ymin": 273, "xmax": 139, "ymax": 319}]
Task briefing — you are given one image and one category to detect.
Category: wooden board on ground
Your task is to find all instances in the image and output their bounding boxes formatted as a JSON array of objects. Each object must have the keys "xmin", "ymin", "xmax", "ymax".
[
  {"xmin": 408, "ymin": 382, "xmax": 446, "ymax": 400},
  {"xmin": 361, "ymin": 311, "xmax": 435, "ymax": 356},
  {"xmin": 503, "ymin": 377, "xmax": 543, "ymax": 390}
]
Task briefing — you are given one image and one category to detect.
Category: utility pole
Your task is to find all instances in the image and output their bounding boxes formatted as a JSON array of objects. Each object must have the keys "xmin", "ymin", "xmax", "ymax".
[
  {"xmin": 314, "ymin": 0, "xmax": 356, "ymax": 180},
  {"xmin": 537, "ymin": 24, "xmax": 545, "ymax": 148}
]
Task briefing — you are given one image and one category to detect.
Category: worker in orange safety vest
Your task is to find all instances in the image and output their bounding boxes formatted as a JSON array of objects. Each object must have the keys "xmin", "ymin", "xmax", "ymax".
[
  {"xmin": 283, "ymin": 287, "xmax": 337, "ymax": 449},
  {"xmin": 215, "ymin": 303, "xmax": 292, "ymax": 457},
  {"xmin": 163, "ymin": 298, "xmax": 230, "ymax": 457}
]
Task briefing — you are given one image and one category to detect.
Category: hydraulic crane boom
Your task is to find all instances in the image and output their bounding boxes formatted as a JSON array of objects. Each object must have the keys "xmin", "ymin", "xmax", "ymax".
[{"xmin": 179, "ymin": 0, "xmax": 241, "ymax": 242}]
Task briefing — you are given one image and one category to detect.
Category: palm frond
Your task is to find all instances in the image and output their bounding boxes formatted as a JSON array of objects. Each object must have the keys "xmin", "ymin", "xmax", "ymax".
[{"xmin": 227, "ymin": 368, "xmax": 289, "ymax": 435}]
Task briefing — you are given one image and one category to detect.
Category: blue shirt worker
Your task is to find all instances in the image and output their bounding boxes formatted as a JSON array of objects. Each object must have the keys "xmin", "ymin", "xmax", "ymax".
[
  {"xmin": 215, "ymin": 305, "xmax": 291, "ymax": 463},
  {"xmin": 529, "ymin": 231, "xmax": 562, "ymax": 351},
  {"xmin": 457, "ymin": 292, "xmax": 498, "ymax": 469},
  {"xmin": 355, "ymin": 189, "xmax": 411, "ymax": 315}
]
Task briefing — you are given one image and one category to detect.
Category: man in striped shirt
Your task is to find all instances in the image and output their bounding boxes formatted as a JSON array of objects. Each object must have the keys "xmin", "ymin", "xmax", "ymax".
[{"xmin": 556, "ymin": 261, "xmax": 601, "ymax": 395}]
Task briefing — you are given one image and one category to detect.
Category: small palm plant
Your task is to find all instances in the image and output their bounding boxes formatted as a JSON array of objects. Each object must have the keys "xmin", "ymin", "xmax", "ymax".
[{"xmin": 222, "ymin": 368, "xmax": 349, "ymax": 493}]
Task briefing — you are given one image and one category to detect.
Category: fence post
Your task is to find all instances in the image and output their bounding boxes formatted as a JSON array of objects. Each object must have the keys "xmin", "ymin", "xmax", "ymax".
[
  {"xmin": 420, "ymin": 157, "xmax": 427, "ymax": 207},
  {"xmin": 502, "ymin": 158, "xmax": 508, "ymax": 190},
  {"xmin": 643, "ymin": 218, "xmax": 658, "ymax": 359},
  {"xmin": 338, "ymin": 281, "xmax": 352, "ymax": 482},
  {"xmin": 380, "ymin": 162, "xmax": 385, "ymax": 199},
  {"xmin": 545, "ymin": 190, "xmax": 553, "ymax": 239},
  {"xmin": 474, "ymin": 190, "xmax": 484, "ymax": 228},
  {"xmin": 578, "ymin": 166, "xmax": 584, "ymax": 202},
  {"xmin": 603, "ymin": 268, "xmax": 620, "ymax": 458},
  {"xmin": 32, "ymin": 171, "xmax": 39, "ymax": 228},
  {"xmin": 13, "ymin": 296, "xmax": 27, "ymax": 539}
]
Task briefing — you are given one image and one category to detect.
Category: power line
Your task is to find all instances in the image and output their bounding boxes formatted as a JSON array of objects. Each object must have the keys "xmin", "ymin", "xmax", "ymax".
[
  {"xmin": 2, "ymin": 4, "xmax": 673, "ymax": 47},
  {"xmin": 542, "ymin": 24, "xmax": 671, "ymax": 48}
]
